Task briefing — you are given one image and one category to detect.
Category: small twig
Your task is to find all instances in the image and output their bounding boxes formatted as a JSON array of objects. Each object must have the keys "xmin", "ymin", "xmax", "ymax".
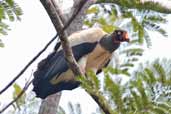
[
  {"xmin": 51, "ymin": 0, "xmax": 66, "ymax": 24},
  {"xmin": 0, "ymin": 80, "xmax": 33, "ymax": 113},
  {"xmin": 0, "ymin": 0, "xmax": 88, "ymax": 95},
  {"xmin": 87, "ymin": 91, "xmax": 115, "ymax": 114},
  {"xmin": 40, "ymin": 1, "xmax": 115, "ymax": 114},
  {"xmin": 40, "ymin": 0, "xmax": 88, "ymax": 76},
  {"xmin": 0, "ymin": 34, "xmax": 58, "ymax": 94}
]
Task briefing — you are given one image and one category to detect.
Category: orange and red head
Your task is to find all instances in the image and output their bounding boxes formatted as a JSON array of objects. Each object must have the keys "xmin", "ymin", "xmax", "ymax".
[{"xmin": 112, "ymin": 30, "xmax": 130, "ymax": 43}]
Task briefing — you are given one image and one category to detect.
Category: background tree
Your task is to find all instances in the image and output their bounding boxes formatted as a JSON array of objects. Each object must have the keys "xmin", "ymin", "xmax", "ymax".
[
  {"xmin": 0, "ymin": 0, "xmax": 171, "ymax": 114},
  {"xmin": 38, "ymin": 0, "xmax": 171, "ymax": 114}
]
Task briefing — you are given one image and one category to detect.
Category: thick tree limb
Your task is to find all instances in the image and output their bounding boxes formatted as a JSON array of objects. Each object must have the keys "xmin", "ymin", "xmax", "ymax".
[
  {"xmin": 51, "ymin": 0, "xmax": 66, "ymax": 24},
  {"xmin": 0, "ymin": 0, "xmax": 88, "ymax": 95},
  {"xmin": 40, "ymin": 0, "xmax": 87, "ymax": 76},
  {"xmin": 39, "ymin": 0, "xmax": 115, "ymax": 114},
  {"xmin": 0, "ymin": 0, "xmax": 89, "ymax": 113},
  {"xmin": 66, "ymin": 0, "xmax": 96, "ymax": 35},
  {"xmin": 38, "ymin": 0, "xmax": 88, "ymax": 114},
  {"xmin": 38, "ymin": 92, "xmax": 62, "ymax": 114},
  {"xmin": 39, "ymin": 1, "xmax": 116, "ymax": 114},
  {"xmin": 38, "ymin": 1, "xmax": 96, "ymax": 114},
  {"xmin": 38, "ymin": 1, "xmax": 64, "ymax": 114}
]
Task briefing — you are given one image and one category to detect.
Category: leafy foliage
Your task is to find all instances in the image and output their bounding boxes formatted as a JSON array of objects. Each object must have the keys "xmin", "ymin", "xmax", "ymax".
[
  {"xmin": 76, "ymin": 58, "xmax": 171, "ymax": 114},
  {"xmin": 84, "ymin": 0, "xmax": 170, "ymax": 74},
  {"xmin": 0, "ymin": 0, "xmax": 22, "ymax": 47},
  {"xmin": 5, "ymin": 90, "xmax": 40, "ymax": 114},
  {"xmin": 85, "ymin": 1, "xmax": 169, "ymax": 47},
  {"xmin": 85, "ymin": 4, "xmax": 167, "ymax": 46},
  {"xmin": 0, "ymin": 39, "xmax": 4, "ymax": 47},
  {"xmin": 12, "ymin": 83, "xmax": 26, "ymax": 110},
  {"xmin": 97, "ymin": 0, "xmax": 171, "ymax": 14},
  {"xmin": 2, "ymin": 0, "xmax": 171, "ymax": 114}
]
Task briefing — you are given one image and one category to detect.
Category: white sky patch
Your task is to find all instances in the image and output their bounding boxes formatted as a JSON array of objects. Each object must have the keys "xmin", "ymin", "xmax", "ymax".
[{"xmin": 0, "ymin": 0, "xmax": 171, "ymax": 114}]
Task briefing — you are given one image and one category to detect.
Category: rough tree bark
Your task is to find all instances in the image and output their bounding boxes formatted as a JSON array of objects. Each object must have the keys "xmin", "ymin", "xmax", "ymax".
[
  {"xmin": 38, "ymin": 93, "xmax": 62, "ymax": 114},
  {"xmin": 38, "ymin": 0, "xmax": 95, "ymax": 114}
]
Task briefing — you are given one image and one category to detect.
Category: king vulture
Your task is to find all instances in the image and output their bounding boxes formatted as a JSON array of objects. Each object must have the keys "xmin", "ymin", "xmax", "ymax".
[{"xmin": 33, "ymin": 28, "xmax": 129, "ymax": 99}]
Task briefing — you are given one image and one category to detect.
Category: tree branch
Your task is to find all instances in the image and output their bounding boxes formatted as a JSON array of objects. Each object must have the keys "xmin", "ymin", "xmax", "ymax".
[
  {"xmin": 0, "ymin": 0, "xmax": 88, "ymax": 95},
  {"xmin": 38, "ymin": 92, "xmax": 62, "ymax": 114},
  {"xmin": 88, "ymin": 90, "xmax": 115, "ymax": 114},
  {"xmin": 38, "ymin": 1, "xmax": 66, "ymax": 114},
  {"xmin": 39, "ymin": 1, "xmax": 118, "ymax": 114},
  {"xmin": 40, "ymin": 0, "xmax": 88, "ymax": 76},
  {"xmin": 39, "ymin": 0, "xmax": 116, "ymax": 114},
  {"xmin": 66, "ymin": 0, "xmax": 96, "ymax": 35},
  {"xmin": 0, "ymin": 80, "xmax": 33, "ymax": 113},
  {"xmin": 0, "ymin": 34, "xmax": 58, "ymax": 95},
  {"xmin": 1, "ymin": 0, "xmax": 117, "ymax": 114},
  {"xmin": 0, "ymin": 1, "xmax": 89, "ymax": 113},
  {"xmin": 51, "ymin": 0, "xmax": 66, "ymax": 24},
  {"xmin": 39, "ymin": 1, "xmax": 96, "ymax": 114}
]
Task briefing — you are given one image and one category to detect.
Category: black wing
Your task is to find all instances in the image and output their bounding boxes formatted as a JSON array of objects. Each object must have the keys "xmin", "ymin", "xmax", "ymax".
[{"xmin": 33, "ymin": 42, "xmax": 98, "ymax": 99}]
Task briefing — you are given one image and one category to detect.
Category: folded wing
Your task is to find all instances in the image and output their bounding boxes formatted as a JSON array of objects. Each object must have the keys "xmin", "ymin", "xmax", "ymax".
[{"xmin": 33, "ymin": 42, "xmax": 98, "ymax": 99}]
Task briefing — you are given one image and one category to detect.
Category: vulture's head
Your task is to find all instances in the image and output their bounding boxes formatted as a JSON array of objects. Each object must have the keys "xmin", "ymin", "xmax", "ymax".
[{"xmin": 112, "ymin": 30, "xmax": 130, "ymax": 43}]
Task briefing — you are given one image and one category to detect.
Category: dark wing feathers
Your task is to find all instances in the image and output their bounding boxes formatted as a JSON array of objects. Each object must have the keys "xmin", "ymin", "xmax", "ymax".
[{"xmin": 33, "ymin": 42, "xmax": 98, "ymax": 98}]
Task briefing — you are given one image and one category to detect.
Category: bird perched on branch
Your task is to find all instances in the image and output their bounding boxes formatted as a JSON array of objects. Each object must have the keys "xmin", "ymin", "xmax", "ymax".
[{"xmin": 33, "ymin": 28, "xmax": 130, "ymax": 99}]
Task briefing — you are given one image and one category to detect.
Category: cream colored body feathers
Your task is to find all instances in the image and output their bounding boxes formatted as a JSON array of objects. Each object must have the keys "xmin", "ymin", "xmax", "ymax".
[
  {"xmin": 58, "ymin": 27, "xmax": 107, "ymax": 50},
  {"xmin": 51, "ymin": 28, "xmax": 112, "ymax": 84}
]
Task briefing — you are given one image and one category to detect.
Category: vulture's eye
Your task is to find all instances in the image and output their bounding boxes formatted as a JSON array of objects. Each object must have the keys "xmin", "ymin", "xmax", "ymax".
[
  {"xmin": 115, "ymin": 31, "xmax": 123, "ymax": 40},
  {"xmin": 117, "ymin": 31, "xmax": 121, "ymax": 35}
]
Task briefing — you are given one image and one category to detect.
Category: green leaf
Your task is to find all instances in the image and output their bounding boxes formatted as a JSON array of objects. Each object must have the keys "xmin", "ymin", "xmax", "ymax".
[
  {"xmin": 138, "ymin": 25, "xmax": 144, "ymax": 44},
  {"xmin": 144, "ymin": 68, "xmax": 156, "ymax": 84},
  {"xmin": 0, "ymin": 0, "xmax": 22, "ymax": 35},
  {"xmin": 158, "ymin": 28, "xmax": 167, "ymax": 37},
  {"xmin": 120, "ymin": 63, "xmax": 134, "ymax": 68},
  {"xmin": 6, "ymin": 0, "xmax": 14, "ymax": 6},
  {"xmin": 130, "ymin": 90, "xmax": 143, "ymax": 111},
  {"xmin": 102, "ymin": 24, "xmax": 116, "ymax": 33},
  {"xmin": 7, "ymin": 9, "xmax": 15, "ymax": 21},
  {"xmin": 97, "ymin": 0, "xmax": 171, "ymax": 14},
  {"xmin": 13, "ymin": 83, "xmax": 26, "ymax": 109},
  {"xmin": 144, "ymin": 30, "xmax": 152, "ymax": 47},
  {"xmin": 77, "ymin": 76, "xmax": 92, "ymax": 91},
  {"xmin": 0, "ymin": 6, "xmax": 5, "ymax": 19},
  {"xmin": 145, "ymin": 15, "xmax": 167, "ymax": 23},
  {"xmin": 86, "ymin": 6, "xmax": 99, "ymax": 14},
  {"xmin": 151, "ymin": 105, "xmax": 169, "ymax": 114},
  {"xmin": 87, "ymin": 70, "xmax": 100, "ymax": 90},
  {"xmin": 153, "ymin": 62, "xmax": 166, "ymax": 83},
  {"xmin": 84, "ymin": 20, "xmax": 93, "ymax": 27},
  {"xmin": 104, "ymin": 67, "xmax": 130, "ymax": 76},
  {"xmin": 104, "ymin": 75, "xmax": 124, "ymax": 113},
  {"xmin": 121, "ymin": 48, "xmax": 144, "ymax": 56},
  {"xmin": 13, "ymin": 83, "xmax": 22, "ymax": 97},
  {"xmin": 97, "ymin": 17, "xmax": 107, "ymax": 25},
  {"xmin": 0, "ymin": 39, "xmax": 4, "ymax": 47}
]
